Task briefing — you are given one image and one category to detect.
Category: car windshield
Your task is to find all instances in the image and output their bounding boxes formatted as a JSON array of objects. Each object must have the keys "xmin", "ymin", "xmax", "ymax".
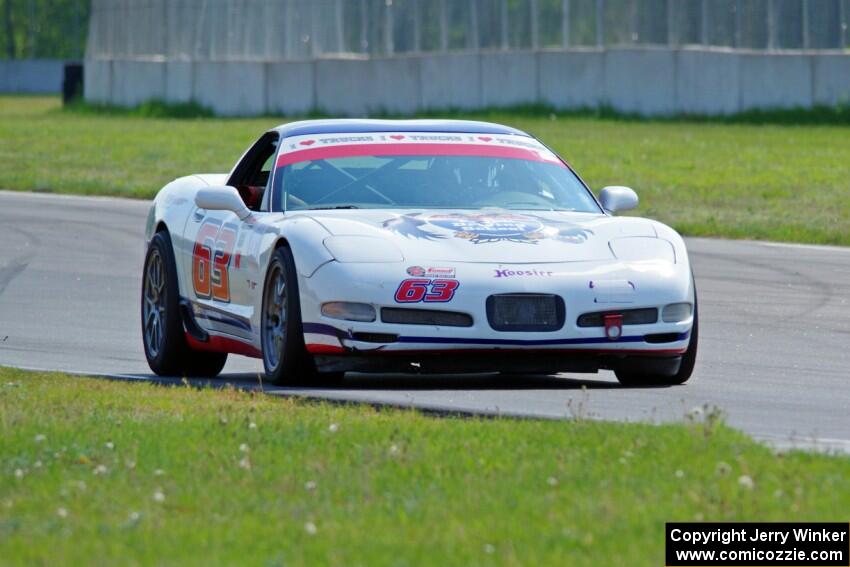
[{"xmin": 272, "ymin": 134, "xmax": 601, "ymax": 213}]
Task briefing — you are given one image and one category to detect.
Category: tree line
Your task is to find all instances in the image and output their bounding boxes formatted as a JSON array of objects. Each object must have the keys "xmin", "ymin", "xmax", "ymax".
[{"xmin": 1, "ymin": 0, "xmax": 89, "ymax": 59}]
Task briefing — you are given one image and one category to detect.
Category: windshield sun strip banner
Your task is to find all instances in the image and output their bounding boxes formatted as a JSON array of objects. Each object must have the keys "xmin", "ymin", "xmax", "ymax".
[{"xmin": 276, "ymin": 133, "xmax": 566, "ymax": 169}]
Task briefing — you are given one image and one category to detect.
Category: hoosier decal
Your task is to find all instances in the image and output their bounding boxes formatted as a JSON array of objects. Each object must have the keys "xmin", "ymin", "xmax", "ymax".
[{"xmin": 494, "ymin": 268, "xmax": 554, "ymax": 278}]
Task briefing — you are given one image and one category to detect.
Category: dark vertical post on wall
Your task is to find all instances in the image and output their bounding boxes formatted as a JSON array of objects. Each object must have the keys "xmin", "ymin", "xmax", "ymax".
[
  {"xmin": 440, "ymin": 0, "xmax": 448, "ymax": 51},
  {"xmin": 500, "ymin": 0, "xmax": 508, "ymax": 49},
  {"xmin": 595, "ymin": 0, "xmax": 604, "ymax": 47},
  {"xmin": 284, "ymin": 0, "xmax": 293, "ymax": 58},
  {"xmin": 334, "ymin": 0, "xmax": 344, "ymax": 53},
  {"xmin": 384, "ymin": 0, "xmax": 394, "ymax": 55},
  {"xmin": 530, "ymin": 0, "xmax": 539, "ymax": 49},
  {"xmin": 468, "ymin": 0, "xmax": 479, "ymax": 50},
  {"xmin": 767, "ymin": 0, "xmax": 777, "ymax": 49},
  {"xmin": 162, "ymin": 0, "xmax": 169, "ymax": 60},
  {"xmin": 630, "ymin": 0, "xmax": 638, "ymax": 42},
  {"xmin": 359, "ymin": 0, "xmax": 368, "ymax": 52},
  {"xmin": 666, "ymin": 0, "xmax": 675, "ymax": 46},
  {"xmin": 561, "ymin": 0, "xmax": 570, "ymax": 48},
  {"xmin": 195, "ymin": 0, "xmax": 207, "ymax": 59},
  {"xmin": 310, "ymin": 1, "xmax": 319, "ymax": 57},
  {"xmin": 700, "ymin": 0, "xmax": 709, "ymax": 45},
  {"xmin": 802, "ymin": 0, "xmax": 809, "ymax": 49},
  {"xmin": 413, "ymin": 0, "xmax": 421, "ymax": 52},
  {"xmin": 734, "ymin": 0, "xmax": 743, "ymax": 47}
]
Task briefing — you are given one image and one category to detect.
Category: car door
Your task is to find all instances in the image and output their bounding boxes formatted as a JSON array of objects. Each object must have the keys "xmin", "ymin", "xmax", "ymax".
[{"xmin": 181, "ymin": 133, "xmax": 279, "ymax": 343}]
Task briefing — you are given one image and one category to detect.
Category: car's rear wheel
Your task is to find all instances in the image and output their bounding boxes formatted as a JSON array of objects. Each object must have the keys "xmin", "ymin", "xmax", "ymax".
[
  {"xmin": 142, "ymin": 231, "xmax": 227, "ymax": 377},
  {"xmin": 261, "ymin": 245, "xmax": 344, "ymax": 386},
  {"xmin": 615, "ymin": 290, "xmax": 699, "ymax": 387}
]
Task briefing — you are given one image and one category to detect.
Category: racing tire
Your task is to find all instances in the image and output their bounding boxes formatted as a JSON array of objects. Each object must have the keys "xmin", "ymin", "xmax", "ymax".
[
  {"xmin": 261, "ymin": 246, "xmax": 344, "ymax": 386},
  {"xmin": 142, "ymin": 231, "xmax": 228, "ymax": 378},
  {"xmin": 615, "ymin": 288, "xmax": 699, "ymax": 387}
]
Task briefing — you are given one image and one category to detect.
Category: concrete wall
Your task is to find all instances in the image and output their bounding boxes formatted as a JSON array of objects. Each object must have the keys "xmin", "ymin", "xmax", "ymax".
[
  {"xmin": 739, "ymin": 52, "xmax": 813, "ymax": 110},
  {"xmin": 812, "ymin": 54, "xmax": 850, "ymax": 106},
  {"xmin": 314, "ymin": 56, "xmax": 423, "ymax": 115},
  {"xmin": 480, "ymin": 51, "xmax": 538, "ymax": 108},
  {"xmin": 538, "ymin": 49, "xmax": 604, "ymax": 110},
  {"xmin": 605, "ymin": 48, "xmax": 677, "ymax": 115},
  {"xmin": 266, "ymin": 60, "xmax": 314, "ymax": 115},
  {"xmin": 193, "ymin": 61, "xmax": 266, "ymax": 116},
  {"xmin": 165, "ymin": 61, "xmax": 193, "ymax": 103},
  {"xmin": 0, "ymin": 59, "xmax": 66, "ymax": 93},
  {"xmin": 85, "ymin": 47, "xmax": 850, "ymax": 117},
  {"xmin": 83, "ymin": 59, "xmax": 111, "ymax": 103},
  {"xmin": 111, "ymin": 60, "xmax": 166, "ymax": 107},
  {"xmin": 419, "ymin": 52, "xmax": 481, "ymax": 110},
  {"xmin": 675, "ymin": 49, "xmax": 740, "ymax": 115}
]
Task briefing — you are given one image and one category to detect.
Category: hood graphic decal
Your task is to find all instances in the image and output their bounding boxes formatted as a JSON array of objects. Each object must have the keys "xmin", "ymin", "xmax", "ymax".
[
  {"xmin": 383, "ymin": 212, "xmax": 593, "ymax": 245},
  {"xmin": 382, "ymin": 213, "xmax": 447, "ymax": 241}
]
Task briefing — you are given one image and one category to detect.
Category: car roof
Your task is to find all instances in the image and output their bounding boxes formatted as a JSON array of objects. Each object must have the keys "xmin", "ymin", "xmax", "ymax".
[{"xmin": 272, "ymin": 119, "xmax": 531, "ymax": 139}]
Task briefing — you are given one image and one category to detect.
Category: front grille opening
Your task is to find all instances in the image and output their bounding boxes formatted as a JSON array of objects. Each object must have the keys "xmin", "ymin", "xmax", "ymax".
[
  {"xmin": 381, "ymin": 308, "xmax": 473, "ymax": 327},
  {"xmin": 577, "ymin": 308, "xmax": 658, "ymax": 328},
  {"xmin": 644, "ymin": 332, "xmax": 681, "ymax": 344},
  {"xmin": 351, "ymin": 332, "xmax": 399, "ymax": 343},
  {"xmin": 486, "ymin": 293, "xmax": 565, "ymax": 332}
]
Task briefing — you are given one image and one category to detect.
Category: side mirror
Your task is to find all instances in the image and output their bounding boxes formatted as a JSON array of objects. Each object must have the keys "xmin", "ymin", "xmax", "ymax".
[
  {"xmin": 599, "ymin": 186, "xmax": 639, "ymax": 213},
  {"xmin": 195, "ymin": 186, "xmax": 252, "ymax": 220}
]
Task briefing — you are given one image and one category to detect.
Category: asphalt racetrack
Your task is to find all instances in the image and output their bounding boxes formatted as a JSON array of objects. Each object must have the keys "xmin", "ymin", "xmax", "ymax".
[{"xmin": 1, "ymin": 190, "xmax": 848, "ymax": 451}]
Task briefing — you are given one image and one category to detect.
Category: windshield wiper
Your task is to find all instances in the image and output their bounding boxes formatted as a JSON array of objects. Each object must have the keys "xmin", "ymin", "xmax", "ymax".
[{"xmin": 308, "ymin": 205, "xmax": 360, "ymax": 210}]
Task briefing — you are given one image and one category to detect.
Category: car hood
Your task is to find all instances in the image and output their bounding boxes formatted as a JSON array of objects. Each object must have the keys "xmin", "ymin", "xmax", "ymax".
[{"xmin": 290, "ymin": 209, "xmax": 663, "ymax": 264}]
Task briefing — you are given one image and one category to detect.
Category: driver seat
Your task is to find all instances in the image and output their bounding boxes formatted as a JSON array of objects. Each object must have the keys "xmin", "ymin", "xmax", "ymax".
[{"xmin": 237, "ymin": 185, "xmax": 265, "ymax": 211}]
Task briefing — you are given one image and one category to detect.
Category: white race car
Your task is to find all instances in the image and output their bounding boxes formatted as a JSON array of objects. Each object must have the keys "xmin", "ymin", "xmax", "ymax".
[{"xmin": 142, "ymin": 119, "xmax": 697, "ymax": 386}]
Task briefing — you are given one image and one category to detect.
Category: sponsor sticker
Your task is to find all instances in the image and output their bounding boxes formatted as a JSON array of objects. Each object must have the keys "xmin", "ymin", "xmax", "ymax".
[
  {"xmin": 406, "ymin": 266, "xmax": 456, "ymax": 278},
  {"xmin": 493, "ymin": 268, "xmax": 554, "ymax": 278}
]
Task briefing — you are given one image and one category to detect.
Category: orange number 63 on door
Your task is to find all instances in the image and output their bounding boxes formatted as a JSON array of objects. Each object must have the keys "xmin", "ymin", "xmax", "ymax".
[{"xmin": 192, "ymin": 222, "xmax": 237, "ymax": 302}]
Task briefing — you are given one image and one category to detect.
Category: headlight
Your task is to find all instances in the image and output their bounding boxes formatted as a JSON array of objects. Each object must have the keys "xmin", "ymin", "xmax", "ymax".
[
  {"xmin": 661, "ymin": 303, "xmax": 692, "ymax": 323},
  {"xmin": 321, "ymin": 302, "xmax": 376, "ymax": 322},
  {"xmin": 609, "ymin": 237, "xmax": 676, "ymax": 263}
]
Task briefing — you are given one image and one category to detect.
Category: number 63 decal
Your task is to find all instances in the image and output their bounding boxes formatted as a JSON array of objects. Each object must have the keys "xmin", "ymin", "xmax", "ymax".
[
  {"xmin": 193, "ymin": 222, "xmax": 238, "ymax": 302},
  {"xmin": 394, "ymin": 278, "xmax": 459, "ymax": 303}
]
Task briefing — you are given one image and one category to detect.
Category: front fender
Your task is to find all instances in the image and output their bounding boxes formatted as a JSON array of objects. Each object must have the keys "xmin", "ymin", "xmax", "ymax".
[{"xmin": 257, "ymin": 215, "xmax": 335, "ymax": 279}]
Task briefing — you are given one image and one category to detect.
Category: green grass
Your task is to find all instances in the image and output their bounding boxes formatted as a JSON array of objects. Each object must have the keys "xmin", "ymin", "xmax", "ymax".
[
  {"xmin": 2, "ymin": 96, "xmax": 850, "ymax": 244},
  {"xmin": 1, "ymin": 368, "xmax": 848, "ymax": 566},
  {"xmin": 63, "ymin": 98, "xmax": 216, "ymax": 119}
]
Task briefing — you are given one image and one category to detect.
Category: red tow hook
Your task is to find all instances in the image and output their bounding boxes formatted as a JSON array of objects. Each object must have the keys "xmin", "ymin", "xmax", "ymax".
[{"xmin": 603, "ymin": 313, "xmax": 624, "ymax": 341}]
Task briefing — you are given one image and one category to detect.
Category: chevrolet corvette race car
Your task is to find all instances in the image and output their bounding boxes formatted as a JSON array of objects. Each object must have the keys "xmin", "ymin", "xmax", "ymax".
[{"xmin": 142, "ymin": 119, "xmax": 697, "ymax": 385}]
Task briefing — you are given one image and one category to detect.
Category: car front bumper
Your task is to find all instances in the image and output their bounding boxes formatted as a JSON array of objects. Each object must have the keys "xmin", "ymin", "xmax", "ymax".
[{"xmin": 298, "ymin": 259, "xmax": 695, "ymax": 366}]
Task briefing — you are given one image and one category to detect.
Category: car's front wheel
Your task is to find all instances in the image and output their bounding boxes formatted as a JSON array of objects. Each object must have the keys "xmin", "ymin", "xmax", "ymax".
[
  {"xmin": 142, "ymin": 231, "xmax": 227, "ymax": 377},
  {"xmin": 260, "ymin": 246, "xmax": 344, "ymax": 385},
  {"xmin": 615, "ymin": 291, "xmax": 699, "ymax": 387}
]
